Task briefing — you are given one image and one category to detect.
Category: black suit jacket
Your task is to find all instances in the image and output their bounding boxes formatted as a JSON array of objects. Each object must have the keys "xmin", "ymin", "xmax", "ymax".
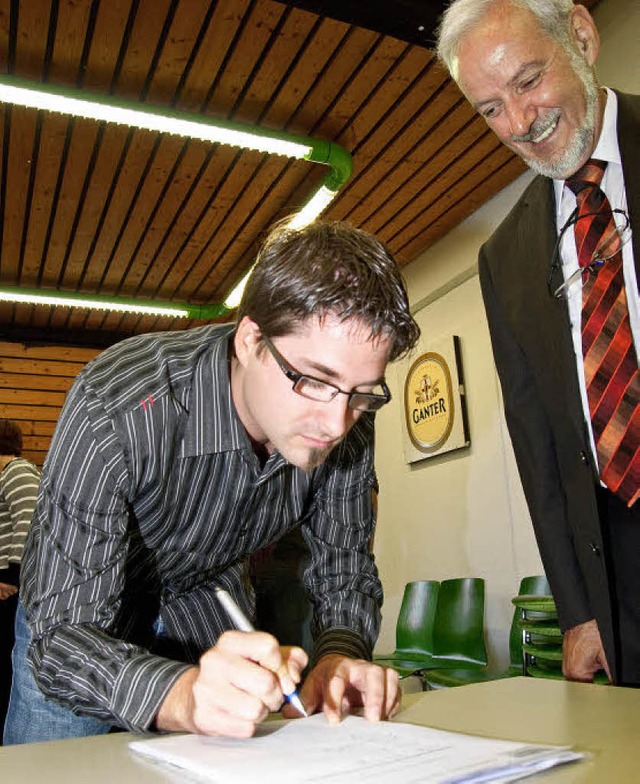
[{"xmin": 478, "ymin": 92, "xmax": 639, "ymax": 681}]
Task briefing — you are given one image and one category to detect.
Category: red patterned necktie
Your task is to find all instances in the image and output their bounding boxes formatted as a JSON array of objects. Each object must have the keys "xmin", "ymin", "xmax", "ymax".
[{"xmin": 565, "ymin": 159, "xmax": 639, "ymax": 507}]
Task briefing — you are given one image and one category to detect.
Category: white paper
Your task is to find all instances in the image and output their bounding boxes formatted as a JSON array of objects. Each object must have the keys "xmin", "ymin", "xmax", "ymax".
[{"xmin": 129, "ymin": 714, "xmax": 585, "ymax": 783}]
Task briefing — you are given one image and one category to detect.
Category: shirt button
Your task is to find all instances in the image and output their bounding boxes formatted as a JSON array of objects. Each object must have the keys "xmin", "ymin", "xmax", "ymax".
[
  {"xmin": 590, "ymin": 543, "xmax": 601, "ymax": 556},
  {"xmin": 579, "ymin": 451, "xmax": 589, "ymax": 465}
]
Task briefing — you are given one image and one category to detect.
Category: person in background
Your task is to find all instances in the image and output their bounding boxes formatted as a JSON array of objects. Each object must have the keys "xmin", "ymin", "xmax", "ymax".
[
  {"xmin": 250, "ymin": 526, "xmax": 314, "ymax": 660},
  {"xmin": 5, "ymin": 219, "xmax": 420, "ymax": 744},
  {"xmin": 0, "ymin": 419, "xmax": 40, "ymax": 741},
  {"xmin": 436, "ymin": 0, "xmax": 638, "ymax": 685}
]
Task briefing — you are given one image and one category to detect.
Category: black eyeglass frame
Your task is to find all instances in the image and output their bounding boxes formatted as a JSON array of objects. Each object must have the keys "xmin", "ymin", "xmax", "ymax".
[
  {"xmin": 261, "ymin": 335, "xmax": 391, "ymax": 412},
  {"xmin": 546, "ymin": 206, "xmax": 631, "ymax": 299}
]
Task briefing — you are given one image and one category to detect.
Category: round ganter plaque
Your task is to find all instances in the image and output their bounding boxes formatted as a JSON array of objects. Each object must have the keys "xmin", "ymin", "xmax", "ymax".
[{"xmin": 404, "ymin": 351, "xmax": 455, "ymax": 452}]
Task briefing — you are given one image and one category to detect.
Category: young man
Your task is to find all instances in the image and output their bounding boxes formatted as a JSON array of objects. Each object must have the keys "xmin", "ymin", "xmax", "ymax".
[
  {"xmin": 437, "ymin": 0, "xmax": 639, "ymax": 685},
  {"xmin": 5, "ymin": 220, "xmax": 420, "ymax": 743}
]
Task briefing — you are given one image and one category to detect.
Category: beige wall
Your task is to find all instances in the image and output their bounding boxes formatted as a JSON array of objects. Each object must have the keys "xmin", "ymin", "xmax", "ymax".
[
  {"xmin": 372, "ymin": 0, "xmax": 639, "ymax": 669},
  {"xmin": 593, "ymin": 0, "xmax": 640, "ymax": 92}
]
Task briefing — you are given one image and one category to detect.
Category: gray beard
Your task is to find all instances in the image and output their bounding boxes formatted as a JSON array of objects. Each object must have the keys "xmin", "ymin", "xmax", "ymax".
[
  {"xmin": 522, "ymin": 112, "xmax": 596, "ymax": 180},
  {"xmin": 519, "ymin": 56, "xmax": 601, "ymax": 180}
]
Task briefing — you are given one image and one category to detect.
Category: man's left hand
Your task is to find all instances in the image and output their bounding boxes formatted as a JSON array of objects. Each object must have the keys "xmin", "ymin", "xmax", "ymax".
[
  {"xmin": 283, "ymin": 654, "xmax": 400, "ymax": 724},
  {"xmin": 562, "ymin": 619, "xmax": 611, "ymax": 682}
]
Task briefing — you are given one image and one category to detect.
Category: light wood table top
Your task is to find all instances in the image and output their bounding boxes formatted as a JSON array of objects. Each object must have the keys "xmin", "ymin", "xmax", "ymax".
[
  {"xmin": 0, "ymin": 677, "xmax": 638, "ymax": 782},
  {"xmin": 399, "ymin": 677, "xmax": 640, "ymax": 783}
]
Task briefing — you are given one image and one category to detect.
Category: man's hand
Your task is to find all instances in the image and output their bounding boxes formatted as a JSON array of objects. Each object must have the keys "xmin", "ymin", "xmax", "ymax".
[
  {"xmin": 0, "ymin": 582, "xmax": 18, "ymax": 600},
  {"xmin": 562, "ymin": 619, "xmax": 611, "ymax": 682},
  {"xmin": 156, "ymin": 630, "xmax": 307, "ymax": 738},
  {"xmin": 283, "ymin": 654, "xmax": 400, "ymax": 725}
]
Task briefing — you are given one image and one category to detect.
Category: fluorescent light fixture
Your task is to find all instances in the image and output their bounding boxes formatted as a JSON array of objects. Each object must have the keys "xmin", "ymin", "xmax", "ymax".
[
  {"xmin": 0, "ymin": 82, "xmax": 312, "ymax": 159},
  {"xmin": 0, "ymin": 76, "xmax": 353, "ymax": 319},
  {"xmin": 286, "ymin": 185, "xmax": 339, "ymax": 230},
  {"xmin": 223, "ymin": 186, "xmax": 340, "ymax": 308},
  {"xmin": 223, "ymin": 268, "xmax": 253, "ymax": 310},
  {"xmin": 0, "ymin": 289, "xmax": 190, "ymax": 318}
]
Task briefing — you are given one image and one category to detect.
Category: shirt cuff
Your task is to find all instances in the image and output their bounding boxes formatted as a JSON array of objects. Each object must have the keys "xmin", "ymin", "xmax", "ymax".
[
  {"xmin": 111, "ymin": 655, "xmax": 194, "ymax": 732},
  {"xmin": 311, "ymin": 626, "xmax": 371, "ymax": 668}
]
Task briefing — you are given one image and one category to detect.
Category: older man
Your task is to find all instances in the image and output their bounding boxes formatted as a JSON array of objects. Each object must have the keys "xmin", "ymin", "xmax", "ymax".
[{"xmin": 437, "ymin": 0, "xmax": 639, "ymax": 686}]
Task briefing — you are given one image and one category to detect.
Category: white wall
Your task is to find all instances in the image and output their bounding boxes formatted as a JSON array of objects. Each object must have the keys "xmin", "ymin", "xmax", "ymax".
[{"xmin": 372, "ymin": 0, "xmax": 638, "ymax": 670}]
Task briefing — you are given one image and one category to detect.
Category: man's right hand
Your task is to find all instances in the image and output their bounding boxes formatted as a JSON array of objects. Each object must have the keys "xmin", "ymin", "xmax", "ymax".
[
  {"xmin": 562, "ymin": 619, "xmax": 611, "ymax": 683},
  {"xmin": 155, "ymin": 630, "xmax": 307, "ymax": 737}
]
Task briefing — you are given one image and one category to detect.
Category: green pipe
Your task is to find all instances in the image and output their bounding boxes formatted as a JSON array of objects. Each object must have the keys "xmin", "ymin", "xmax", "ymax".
[{"xmin": 307, "ymin": 138, "xmax": 353, "ymax": 191}]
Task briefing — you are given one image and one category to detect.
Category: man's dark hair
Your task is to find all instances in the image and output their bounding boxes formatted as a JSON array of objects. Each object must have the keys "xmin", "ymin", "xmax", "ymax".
[
  {"xmin": 236, "ymin": 220, "xmax": 420, "ymax": 361},
  {"xmin": 0, "ymin": 419, "xmax": 23, "ymax": 456}
]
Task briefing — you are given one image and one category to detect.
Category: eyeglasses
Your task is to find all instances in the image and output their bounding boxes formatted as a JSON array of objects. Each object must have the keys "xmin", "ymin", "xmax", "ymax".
[
  {"xmin": 261, "ymin": 335, "xmax": 391, "ymax": 412},
  {"xmin": 547, "ymin": 207, "xmax": 632, "ymax": 299}
]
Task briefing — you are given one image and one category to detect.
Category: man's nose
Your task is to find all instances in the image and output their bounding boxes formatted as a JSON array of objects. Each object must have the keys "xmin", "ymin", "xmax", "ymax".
[
  {"xmin": 505, "ymin": 98, "xmax": 536, "ymax": 138},
  {"xmin": 318, "ymin": 393, "xmax": 356, "ymax": 439}
]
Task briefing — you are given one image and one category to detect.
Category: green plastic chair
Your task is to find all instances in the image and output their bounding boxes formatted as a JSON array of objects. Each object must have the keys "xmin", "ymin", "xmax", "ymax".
[
  {"xmin": 526, "ymin": 660, "xmax": 611, "ymax": 684},
  {"xmin": 428, "ymin": 577, "xmax": 487, "ymax": 669},
  {"xmin": 373, "ymin": 580, "xmax": 440, "ymax": 677},
  {"xmin": 523, "ymin": 641, "xmax": 564, "ymax": 662},
  {"xmin": 512, "ymin": 575, "xmax": 554, "ymax": 675},
  {"xmin": 513, "ymin": 584, "xmax": 561, "ymax": 677},
  {"xmin": 377, "ymin": 578, "xmax": 487, "ymax": 682},
  {"xmin": 424, "ymin": 575, "xmax": 547, "ymax": 690}
]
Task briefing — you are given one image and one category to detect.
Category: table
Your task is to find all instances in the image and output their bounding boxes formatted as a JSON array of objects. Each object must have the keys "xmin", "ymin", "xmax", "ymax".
[
  {"xmin": 0, "ymin": 677, "xmax": 638, "ymax": 782},
  {"xmin": 399, "ymin": 676, "xmax": 639, "ymax": 783}
]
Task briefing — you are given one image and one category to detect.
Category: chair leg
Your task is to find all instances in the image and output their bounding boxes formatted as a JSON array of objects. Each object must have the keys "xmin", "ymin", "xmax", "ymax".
[{"xmin": 521, "ymin": 609, "xmax": 528, "ymax": 676}]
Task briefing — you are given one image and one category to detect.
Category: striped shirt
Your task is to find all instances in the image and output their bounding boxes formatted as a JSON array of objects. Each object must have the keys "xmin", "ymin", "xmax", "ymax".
[
  {"xmin": 0, "ymin": 458, "xmax": 40, "ymax": 584},
  {"xmin": 21, "ymin": 323, "xmax": 381, "ymax": 732}
]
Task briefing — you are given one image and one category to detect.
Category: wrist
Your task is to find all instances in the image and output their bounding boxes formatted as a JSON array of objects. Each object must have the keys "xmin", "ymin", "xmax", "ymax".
[{"xmin": 155, "ymin": 666, "xmax": 199, "ymax": 732}]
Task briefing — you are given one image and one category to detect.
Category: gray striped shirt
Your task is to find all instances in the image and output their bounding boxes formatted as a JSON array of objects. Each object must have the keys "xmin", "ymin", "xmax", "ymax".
[
  {"xmin": 21, "ymin": 323, "xmax": 381, "ymax": 732},
  {"xmin": 0, "ymin": 458, "xmax": 40, "ymax": 581}
]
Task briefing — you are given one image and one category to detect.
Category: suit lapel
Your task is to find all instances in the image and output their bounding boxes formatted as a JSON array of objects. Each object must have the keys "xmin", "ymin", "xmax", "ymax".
[
  {"xmin": 614, "ymin": 92, "xmax": 640, "ymax": 283},
  {"xmin": 518, "ymin": 178, "xmax": 589, "ymax": 441}
]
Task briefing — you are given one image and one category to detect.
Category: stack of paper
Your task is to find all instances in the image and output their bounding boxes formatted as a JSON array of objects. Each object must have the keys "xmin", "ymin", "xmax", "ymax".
[{"xmin": 129, "ymin": 714, "xmax": 585, "ymax": 783}]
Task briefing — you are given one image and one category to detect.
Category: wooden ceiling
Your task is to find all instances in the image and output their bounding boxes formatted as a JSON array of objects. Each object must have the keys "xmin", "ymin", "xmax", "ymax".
[{"xmin": 0, "ymin": 0, "xmax": 596, "ymax": 346}]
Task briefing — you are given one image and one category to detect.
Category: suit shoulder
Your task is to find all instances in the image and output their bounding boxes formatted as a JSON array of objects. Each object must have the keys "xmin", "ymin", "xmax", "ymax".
[
  {"xmin": 480, "ymin": 175, "xmax": 555, "ymax": 275},
  {"xmin": 615, "ymin": 91, "xmax": 640, "ymax": 119},
  {"xmin": 486, "ymin": 176, "xmax": 549, "ymax": 249}
]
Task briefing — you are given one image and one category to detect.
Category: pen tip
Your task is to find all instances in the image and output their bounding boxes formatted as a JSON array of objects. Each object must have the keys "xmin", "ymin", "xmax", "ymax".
[{"xmin": 288, "ymin": 693, "xmax": 308, "ymax": 717}]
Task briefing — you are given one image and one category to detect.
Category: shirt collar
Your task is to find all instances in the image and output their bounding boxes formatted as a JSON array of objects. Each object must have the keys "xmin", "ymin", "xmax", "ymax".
[
  {"xmin": 553, "ymin": 87, "xmax": 621, "ymax": 214},
  {"xmin": 181, "ymin": 324, "xmax": 250, "ymax": 458},
  {"xmin": 591, "ymin": 87, "xmax": 621, "ymax": 166},
  {"xmin": 179, "ymin": 325, "xmax": 298, "ymax": 477}
]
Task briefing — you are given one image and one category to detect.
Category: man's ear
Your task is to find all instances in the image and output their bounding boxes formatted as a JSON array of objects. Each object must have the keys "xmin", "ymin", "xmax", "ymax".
[
  {"xmin": 234, "ymin": 316, "xmax": 262, "ymax": 367},
  {"xmin": 570, "ymin": 5, "xmax": 600, "ymax": 67}
]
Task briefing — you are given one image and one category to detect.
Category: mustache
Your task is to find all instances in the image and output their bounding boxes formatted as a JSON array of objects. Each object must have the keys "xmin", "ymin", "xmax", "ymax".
[{"xmin": 511, "ymin": 109, "xmax": 561, "ymax": 143}]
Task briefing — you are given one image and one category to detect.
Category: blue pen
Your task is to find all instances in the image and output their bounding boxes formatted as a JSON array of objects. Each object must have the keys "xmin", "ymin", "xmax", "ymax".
[{"xmin": 214, "ymin": 586, "xmax": 308, "ymax": 717}]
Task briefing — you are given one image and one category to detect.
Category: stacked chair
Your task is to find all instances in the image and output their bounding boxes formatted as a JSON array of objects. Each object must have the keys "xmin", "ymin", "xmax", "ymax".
[
  {"xmin": 375, "ymin": 578, "xmax": 487, "ymax": 688},
  {"xmin": 513, "ymin": 578, "xmax": 609, "ymax": 684},
  {"xmin": 512, "ymin": 578, "xmax": 561, "ymax": 679}
]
